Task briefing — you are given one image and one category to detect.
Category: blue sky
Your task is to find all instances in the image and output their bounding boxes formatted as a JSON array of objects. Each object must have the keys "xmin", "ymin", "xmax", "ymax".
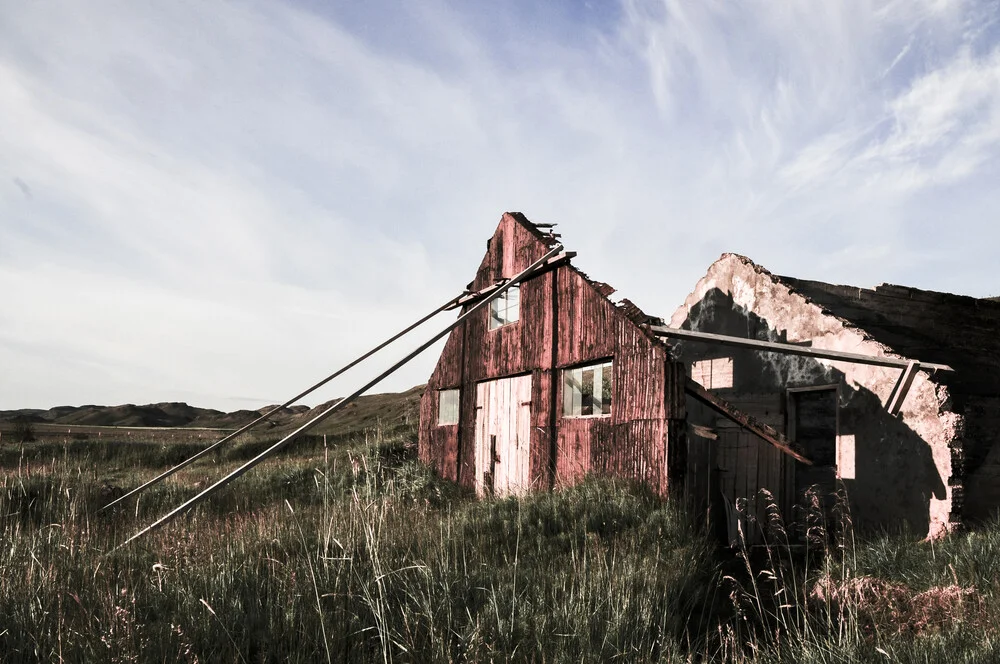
[{"xmin": 2, "ymin": 0, "xmax": 998, "ymax": 410}]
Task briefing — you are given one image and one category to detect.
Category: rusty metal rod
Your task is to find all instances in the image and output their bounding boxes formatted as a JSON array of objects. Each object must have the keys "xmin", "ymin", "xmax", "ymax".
[
  {"xmin": 101, "ymin": 290, "xmax": 470, "ymax": 512},
  {"xmin": 119, "ymin": 244, "xmax": 563, "ymax": 547}
]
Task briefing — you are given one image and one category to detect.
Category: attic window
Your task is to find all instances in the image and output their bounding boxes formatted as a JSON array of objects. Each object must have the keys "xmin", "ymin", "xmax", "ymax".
[
  {"xmin": 691, "ymin": 357, "xmax": 733, "ymax": 390},
  {"xmin": 489, "ymin": 285, "xmax": 520, "ymax": 330},
  {"xmin": 563, "ymin": 360, "xmax": 613, "ymax": 417},
  {"xmin": 437, "ymin": 389, "xmax": 459, "ymax": 425}
]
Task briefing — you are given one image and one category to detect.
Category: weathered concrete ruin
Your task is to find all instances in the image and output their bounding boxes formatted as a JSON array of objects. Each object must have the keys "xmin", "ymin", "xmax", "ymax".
[{"xmin": 673, "ymin": 254, "xmax": 1000, "ymax": 539}]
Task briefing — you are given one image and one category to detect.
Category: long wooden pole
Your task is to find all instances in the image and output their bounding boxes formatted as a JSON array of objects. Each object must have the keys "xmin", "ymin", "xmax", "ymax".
[
  {"xmin": 100, "ymin": 290, "xmax": 471, "ymax": 512},
  {"xmin": 119, "ymin": 244, "xmax": 563, "ymax": 547},
  {"xmin": 650, "ymin": 326, "xmax": 954, "ymax": 373}
]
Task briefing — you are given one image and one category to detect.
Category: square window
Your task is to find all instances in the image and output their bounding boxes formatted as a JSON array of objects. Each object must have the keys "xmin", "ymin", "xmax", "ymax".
[
  {"xmin": 437, "ymin": 389, "xmax": 459, "ymax": 425},
  {"xmin": 489, "ymin": 285, "xmax": 520, "ymax": 330},
  {"xmin": 562, "ymin": 361, "xmax": 613, "ymax": 417},
  {"xmin": 690, "ymin": 357, "xmax": 734, "ymax": 389}
]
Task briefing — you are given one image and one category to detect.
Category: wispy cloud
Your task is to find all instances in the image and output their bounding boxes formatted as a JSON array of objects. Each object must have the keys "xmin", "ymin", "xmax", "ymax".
[{"xmin": 1, "ymin": 0, "xmax": 998, "ymax": 409}]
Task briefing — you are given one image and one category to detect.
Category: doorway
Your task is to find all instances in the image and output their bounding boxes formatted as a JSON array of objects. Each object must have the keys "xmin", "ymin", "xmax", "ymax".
[
  {"xmin": 788, "ymin": 387, "xmax": 838, "ymax": 514},
  {"xmin": 474, "ymin": 375, "xmax": 532, "ymax": 497}
]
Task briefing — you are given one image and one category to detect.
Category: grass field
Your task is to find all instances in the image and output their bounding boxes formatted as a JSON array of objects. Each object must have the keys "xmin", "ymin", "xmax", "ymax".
[{"xmin": 2, "ymin": 425, "xmax": 999, "ymax": 663}]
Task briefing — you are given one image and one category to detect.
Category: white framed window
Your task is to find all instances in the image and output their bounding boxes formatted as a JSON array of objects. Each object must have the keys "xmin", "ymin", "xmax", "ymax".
[
  {"xmin": 563, "ymin": 360, "xmax": 613, "ymax": 417},
  {"xmin": 437, "ymin": 389, "xmax": 459, "ymax": 425},
  {"xmin": 489, "ymin": 284, "xmax": 520, "ymax": 330}
]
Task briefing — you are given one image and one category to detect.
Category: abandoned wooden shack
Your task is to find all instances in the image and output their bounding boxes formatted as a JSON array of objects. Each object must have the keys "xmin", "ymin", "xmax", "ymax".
[
  {"xmin": 419, "ymin": 216, "xmax": 998, "ymax": 543},
  {"xmin": 418, "ymin": 213, "xmax": 687, "ymax": 496},
  {"xmin": 670, "ymin": 253, "xmax": 1000, "ymax": 540}
]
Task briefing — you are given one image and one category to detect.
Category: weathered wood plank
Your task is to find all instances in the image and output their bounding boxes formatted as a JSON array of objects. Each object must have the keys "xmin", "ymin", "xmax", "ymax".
[{"xmin": 686, "ymin": 380, "xmax": 813, "ymax": 465}]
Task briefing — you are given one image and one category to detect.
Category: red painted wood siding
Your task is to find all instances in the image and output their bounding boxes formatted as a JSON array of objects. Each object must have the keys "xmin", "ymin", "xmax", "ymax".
[{"xmin": 418, "ymin": 213, "xmax": 686, "ymax": 496}]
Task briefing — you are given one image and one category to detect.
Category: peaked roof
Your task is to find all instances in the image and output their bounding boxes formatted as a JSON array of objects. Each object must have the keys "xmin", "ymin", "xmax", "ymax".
[
  {"xmin": 769, "ymin": 267, "xmax": 1000, "ymax": 397},
  {"xmin": 494, "ymin": 212, "xmax": 664, "ymax": 331},
  {"xmin": 505, "ymin": 211, "xmax": 563, "ymax": 250}
]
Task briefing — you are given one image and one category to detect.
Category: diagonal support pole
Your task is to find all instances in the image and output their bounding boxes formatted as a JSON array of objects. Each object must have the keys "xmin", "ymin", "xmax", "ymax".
[
  {"xmin": 686, "ymin": 380, "xmax": 813, "ymax": 465},
  {"xmin": 100, "ymin": 290, "xmax": 472, "ymax": 512},
  {"xmin": 886, "ymin": 360, "xmax": 920, "ymax": 417},
  {"xmin": 118, "ymin": 244, "xmax": 564, "ymax": 548}
]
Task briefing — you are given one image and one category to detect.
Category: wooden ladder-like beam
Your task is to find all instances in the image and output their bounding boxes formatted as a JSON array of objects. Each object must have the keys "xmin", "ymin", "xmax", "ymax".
[{"xmin": 686, "ymin": 380, "xmax": 812, "ymax": 465}]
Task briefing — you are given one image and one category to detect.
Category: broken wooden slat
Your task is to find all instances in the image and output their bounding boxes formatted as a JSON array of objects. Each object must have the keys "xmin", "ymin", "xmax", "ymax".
[
  {"xmin": 650, "ymin": 326, "xmax": 954, "ymax": 373},
  {"xmin": 686, "ymin": 380, "xmax": 813, "ymax": 465},
  {"xmin": 886, "ymin": 360, "xmax": 920, "ymax": 416},
  {"xmin": 689, "ymin": 423, "xmax": 718, "ymax": 440}
]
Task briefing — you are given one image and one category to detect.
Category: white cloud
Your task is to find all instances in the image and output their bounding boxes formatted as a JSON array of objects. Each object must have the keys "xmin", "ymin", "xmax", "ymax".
[{"xmin": 1, "ymin": 0, "xmax": 999, "ymax": 410}]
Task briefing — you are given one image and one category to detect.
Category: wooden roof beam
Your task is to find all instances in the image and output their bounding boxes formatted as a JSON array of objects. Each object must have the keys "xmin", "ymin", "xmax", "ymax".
[
  {"xmin": 886, "ymin": 360, "xmax": 920, "ymax": 416},
  {"xmin": 650, "ymin": 326, "xmax": 954, "ymax": 373},
  {"xmin": 686, "ymin": 380, "xmax": 813, "ymax": 465}
]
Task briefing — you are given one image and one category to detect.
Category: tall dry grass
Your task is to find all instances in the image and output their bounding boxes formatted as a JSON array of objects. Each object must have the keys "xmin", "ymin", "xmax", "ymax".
[
  {"xmin": 2, "ymin": 429, "xmax": 1000, "ymax": 662},
  {"xmin": 0, "ymin": 431, "xmax": 713, "ymax": 663},
  {"xmin": 716, "ymin": 488, "xmax": 1000, "ymax": 663}
]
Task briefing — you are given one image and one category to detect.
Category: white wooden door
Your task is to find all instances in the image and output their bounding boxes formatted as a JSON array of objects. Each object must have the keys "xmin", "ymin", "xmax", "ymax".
[{"xmin": 475, "ymin": 375, "xmax": 532, "ymax": 497}]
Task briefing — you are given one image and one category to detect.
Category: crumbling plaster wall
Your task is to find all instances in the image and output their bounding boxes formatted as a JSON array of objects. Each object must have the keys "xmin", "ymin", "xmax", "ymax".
[{"xmin": 671, "ymin": 254, "xmax": 960, "ymax": 538}]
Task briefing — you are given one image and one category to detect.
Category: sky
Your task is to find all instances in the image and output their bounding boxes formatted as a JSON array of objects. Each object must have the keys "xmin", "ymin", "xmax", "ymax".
[{"xmin": 2, "ymin": 0, "xmax": 999, "ymax": 411}]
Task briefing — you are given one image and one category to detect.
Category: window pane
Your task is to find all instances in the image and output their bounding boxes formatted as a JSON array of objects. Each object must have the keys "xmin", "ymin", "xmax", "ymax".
[
  {"xmin": 563, "ymin": 372, "xmax": 575, "ymax": 416},
  {"xmin": 489, "ymin": 297, "xmax": 503, "ymax": 330},
  {"xmin": 563, "ymin": 368, "xmax": 583, "ymax": 417},
  {"xmin": 592, "ymin": 365, "xmax": 603, "ymax": 416},
  {"xmin": 572, "ymin": 370, "xmax": 583, "ymax": 417},
  {"xmin": 437, "ymin": 389, "xmax": 460, "ymax": 425},
  {"xmin": 601, "ymin": 363, "xmax": 613, "ymax": 415},
  {"xmin": 563, "ymin": 361, "xmax": 613, "ymax": 418},
  {"xmin": 580, "ymin": 369, "xmax": 595, "ymax": 416},
  {"xmin": 489, "ymin": 285, "xmax": 520, "ymax": 329}
]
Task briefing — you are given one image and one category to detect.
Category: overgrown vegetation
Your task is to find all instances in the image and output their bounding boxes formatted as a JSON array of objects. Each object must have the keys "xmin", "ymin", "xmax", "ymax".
[
  {"xmin": 7, "ymin": 417, "xmax": 36, "ymax": 443},
  {"xmin": 1, "ymin": 428, "xmax": 998, "ymax": 662}
]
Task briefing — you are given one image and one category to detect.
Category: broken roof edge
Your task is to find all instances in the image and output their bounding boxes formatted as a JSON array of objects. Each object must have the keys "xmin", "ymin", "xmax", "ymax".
[
  {"xmin": 687, "ymin": 253, "xmax": 998, "ymax": 310},
  {"xmin": 572, "ymin": 266, "xmax": 668, "ymax": 345},
  {"xmin": 519, "ymin": 215, "xmax": 666, "ymax": 335},
  {"xmin": 776, "ymin": 277, "xmax": 1000, "ymax": 313},
  {"xmin": 668, "ymin": 252, "xmax": 926, "ymax": 374},
  {"xmin": 506, "ymin": 211, "xmax": 562, "ymax": 250},
  {"xmin": 472, "ymin": 212, "xmax": 668, "ymax": 344}
]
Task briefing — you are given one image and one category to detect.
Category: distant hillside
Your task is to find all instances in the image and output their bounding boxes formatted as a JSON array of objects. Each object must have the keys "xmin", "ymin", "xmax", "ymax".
[{"xmin": 0, "ymin": 386, "xmax": 424, "ymax": 439}]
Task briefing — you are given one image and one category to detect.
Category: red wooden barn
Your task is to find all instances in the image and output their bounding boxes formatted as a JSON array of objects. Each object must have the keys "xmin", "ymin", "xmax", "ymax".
[{"xmin": 418, "ymin": 213, "xmax": 687, "ymax": 496}]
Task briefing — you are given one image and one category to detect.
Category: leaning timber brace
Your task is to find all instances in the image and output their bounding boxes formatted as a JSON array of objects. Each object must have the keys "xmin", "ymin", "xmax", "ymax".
[
  {"xmin": 102, "ymin": 291, "xmax": 474, "ymax": 512},
  {"xmin": 119, "ymin": 244, "xmax": 564, "ymax": 547}
]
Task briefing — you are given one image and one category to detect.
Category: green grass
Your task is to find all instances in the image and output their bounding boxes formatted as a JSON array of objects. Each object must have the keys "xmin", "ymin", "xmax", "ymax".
[
  {"xmin": 2, "ymin": 431, "xmax": 1000, "ymax": 663},
  {"xmin": 0, "ymin": 432, "xmax": 714, "ymax": 663}
]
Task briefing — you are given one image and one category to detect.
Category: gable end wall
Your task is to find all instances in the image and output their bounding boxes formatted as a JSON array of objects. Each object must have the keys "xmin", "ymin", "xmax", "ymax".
[
  {"xmin": 671, "ymin": 254, "xmax": 960, "ymax": 538},
  {"xmin": 419, "ymin": 214, "xmax": 684, "ymax": 496}
]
